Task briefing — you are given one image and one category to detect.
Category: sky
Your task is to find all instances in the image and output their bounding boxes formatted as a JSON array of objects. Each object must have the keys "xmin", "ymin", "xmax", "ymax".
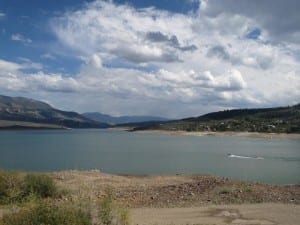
[{"xmin": 0, "ymin": 0, "xmax": 300, "ymax": 118}]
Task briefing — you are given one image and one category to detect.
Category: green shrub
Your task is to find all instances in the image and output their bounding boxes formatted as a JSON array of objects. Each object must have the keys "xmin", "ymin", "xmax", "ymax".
[
  {"xmin": 0, "ymin": 172, "xmax": 22, "ymax": 204},
  {"xmin": 22, "ymin": 174, "xmax": 57, "ymax": 198},
  {"xmin": 99, "ymin": 189, "xmax": 130, "ymax": 225},
  {"xmin": 117, "ymin": 207, "xmax": 130, "ymax": 225},
  {"xmin": 218, "ymin": 186, "xmax": 234, "ymax": 194},
  {"xmin": 0, "ymin": 172, "xmax": 60, "ymax": 205},
  {"xmin": 240, "ymin": 184, "xmax": 252, "ymax": 193},
  {"xmin": 1, "ymin": 200, "xmax": 92, "ymax": 225},
  {"xmin": 99, "ymin": 189, "xmax": 114, "ymax": 225}
]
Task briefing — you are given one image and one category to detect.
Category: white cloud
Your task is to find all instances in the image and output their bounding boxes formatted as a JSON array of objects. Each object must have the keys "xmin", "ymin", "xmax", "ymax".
[
  {"xmin": 199, "ymin": 0, "xmax": 300, "ymax": 45},
  {"xmin": 0, "ymin": 59, "xmax": 78, "ymax": 93},
  {"xmin": 1, "ymin": 0, "xmax": 300, "ymax": 117},
  {"xmin": 50, "ymin": 1, "xmax": 195, "ymax": 64},
  {"xmin": 0, "ymin": 59, "xmax": 21, "ymax": 72},
  {"xmin": 17, "ymin": 57, "xmax": 43, "ymax": 70},
  {"xmin": 40, "ymin": 53, "xmax": 56, "ymax": 60},
  {"xmin": 11, "ymin": 33, "xmax": 32, "ymax": 44}
]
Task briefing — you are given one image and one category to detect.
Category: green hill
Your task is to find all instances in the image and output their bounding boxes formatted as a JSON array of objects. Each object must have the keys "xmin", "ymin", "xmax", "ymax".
[{"xmin": 133, "ymin": 104, "xmax": 300, "ymax": 133}]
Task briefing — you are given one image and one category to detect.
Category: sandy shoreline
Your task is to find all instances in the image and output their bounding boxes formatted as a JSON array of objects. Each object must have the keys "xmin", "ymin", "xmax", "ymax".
[{"xmin": 133, "ymin": 130, "xmax": 300, "ymax": 139}]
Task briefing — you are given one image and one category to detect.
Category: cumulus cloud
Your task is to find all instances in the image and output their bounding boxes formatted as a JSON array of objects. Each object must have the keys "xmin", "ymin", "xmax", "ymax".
[
  {"xmin": 207, "ymin": 45, "xmax": 230, "ymax": 61},
  {"xmin": 0, "ymin": 59, "xmax": 78, "ymax": 93},
  {"xmin": 0, "ymin": 59, "xmax": 21, "ymax": 72},
  {"xmin": 111, "ymin": 44, "xmax": 180, "ymax": 63},
  {"xmin": 11, "ymin": 33, "xmax": 32, "ymax": 44},
  {"xmin": 145, "ymin": 31, "xmax": 197, "ymax": 52},
  {"xmin": 199, "ymin": 0, "xmax": 300, "ymax": 45},
  {"xmin": 0, "ymin": 56, "xmax": 249, "ymax": 105},
  {"xmin": 50, "ymin": 0, "xmax": 195, "ymax": 64},
  {"xmin": 1, "ymin": 0, "xmax": 300, "ymax": 117},
  {"xmin": 206, "ymin": 42, "xmax": 278, "ymax": 70}
]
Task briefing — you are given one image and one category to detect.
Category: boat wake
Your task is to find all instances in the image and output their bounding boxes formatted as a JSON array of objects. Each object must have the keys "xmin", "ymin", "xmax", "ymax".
[{"xmin": 227, "ymin": 154, "xmax": 264, "ymax": 160}]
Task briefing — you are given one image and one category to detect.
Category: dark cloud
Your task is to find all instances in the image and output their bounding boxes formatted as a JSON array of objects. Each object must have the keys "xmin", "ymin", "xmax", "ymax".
[
  {"xmin": 146, "ymin": 31, "xmax": 174, "ymax": 43},
  {"xmin": 202, "ymin": 0, "xmax": 300, "ymax": 44},
  {"xmin": 112, "ymin": 45, "xmax": 181, "ymax": 64},
  {"xmin": 207, "ymin": 45, "xmax": 230, "ymax": 61},
  {"xmin": 145, "ymin": 31, "xmax": 197, "ymax": 52},
  {"xmin": 178, "ymin": 45, "xmax": 197, "ymax": 51}
]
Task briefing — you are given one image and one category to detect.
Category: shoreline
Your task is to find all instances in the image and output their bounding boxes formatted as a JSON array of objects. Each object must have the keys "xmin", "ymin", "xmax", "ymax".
[
  {"xmin": 1, "ymin": 169, "xmax": 298, "ymax": 186},
  {"xmin": 133, "ymin": 130, "xmax": 300, "ymax": 139},
  {"xmin": 1, "ymin": 125, "xmax": 299, "ymax": 140},
  {"xmin": 1, "ymin": 170, "xmax": 299, "ymax": 224},
  {"xmin": 50, "ymin": 170, "xmax": 299, "ymax": 207},
  {"xmin": 59, "ymin": 171, "xmax": 299, "ymax": 224}
]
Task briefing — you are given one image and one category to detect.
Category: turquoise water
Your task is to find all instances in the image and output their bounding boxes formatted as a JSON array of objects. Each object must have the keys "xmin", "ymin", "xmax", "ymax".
[{"xmin": 0, "ymin": 129, "xmax": 299, "ymax": 184}]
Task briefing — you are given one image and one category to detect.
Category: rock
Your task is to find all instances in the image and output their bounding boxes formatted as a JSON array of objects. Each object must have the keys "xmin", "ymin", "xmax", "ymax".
[{"xmin": 189, "ymin": 192, "xmax": 195, "ymax": 196}]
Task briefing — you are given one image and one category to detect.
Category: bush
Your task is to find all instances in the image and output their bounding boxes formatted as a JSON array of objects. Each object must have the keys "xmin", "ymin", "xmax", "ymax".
[
  {"xmin": 1, "ymin": 200, "xmax": 92, "ymax": 225},
  {"xmin": 22, "ymin": 174, "xmax": 57, "ymax": 198},
  {"xmin": 0, "ymin": 172, "xmax": 59, "ymax": 205},
  {"xmin": 0, "ymin": 172, "xmax": 22, "ymax": 204},
  {"xmin": 217, "ymin": 186, "xmax": 234, "ymax": 194},
  {"xmin": 117, "ymin": 208, "xmax": 130, "ymax": 225},
  {"xmin": 99, "ymin": 189, "xmax": 114, "ymax": 225},
  {"xmin": 99, "ymin": 189, "xmax": 129, "ymax": 225}
]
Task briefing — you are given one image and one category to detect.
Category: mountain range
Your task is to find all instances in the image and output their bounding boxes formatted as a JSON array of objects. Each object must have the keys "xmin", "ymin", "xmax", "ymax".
[
  {"xmin": 0, "ymin": 95, "xmax": 108, "ymax": 129},
  {"xmin": 1, "ymin": 94, "xmax": 299, "ymax": 133},
  {"xmin": 82, "ymin": 112, "xmax": 169, "ymax": 125}
]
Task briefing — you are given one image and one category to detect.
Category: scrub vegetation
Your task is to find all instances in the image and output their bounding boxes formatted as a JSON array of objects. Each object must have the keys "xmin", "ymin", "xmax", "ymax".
[{"xmin": 0, "ymin": 171, "xmax": 129, "ymax": 225}]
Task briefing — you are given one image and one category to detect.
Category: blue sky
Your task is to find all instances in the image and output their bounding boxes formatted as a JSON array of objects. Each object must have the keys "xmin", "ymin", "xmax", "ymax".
[
  {"xmin": 0, "ymin": 0, "xmax": 299, "ymax": 117},
  {"xmin": 0, "ymin": 0, "xmax": 198, "ymax": 74}
]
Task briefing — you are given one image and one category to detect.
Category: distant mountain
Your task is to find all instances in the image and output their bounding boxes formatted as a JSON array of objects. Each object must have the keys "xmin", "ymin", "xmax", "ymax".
[
  {"xmin": 0, "ymin": 95, "xmax": 108, "ymax": 129},
  {"xmin": 82, "ymin": 112, "xmax": 169, "ymax": 125},
  {"xmin": 132, "ymin": 104, "xmax": 300, "ymax": 133}
]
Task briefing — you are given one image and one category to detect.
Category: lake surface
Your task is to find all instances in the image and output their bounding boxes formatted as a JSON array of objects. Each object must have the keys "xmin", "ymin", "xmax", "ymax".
[{"xmin": 0, "ymin": 129, "xmax": 299, "ymax": 184}]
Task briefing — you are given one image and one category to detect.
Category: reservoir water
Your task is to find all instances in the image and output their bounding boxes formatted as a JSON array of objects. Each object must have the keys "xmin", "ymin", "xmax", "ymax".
[{"xmin": 0, "ymin": 129, "xmax": 299, "ymax": 184}]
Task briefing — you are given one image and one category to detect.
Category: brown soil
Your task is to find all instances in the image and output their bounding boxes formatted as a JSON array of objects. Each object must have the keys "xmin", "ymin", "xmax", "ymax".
[
  {"xmin": 1, "ymin": 171, "xmax": 299, "ymax": 225},
  {"xmin": 131, "ymin": 204, "xmax": 300, "ymax": 225},
  {"xmin": 51, "ymin": 171, "xmax": 300, "ymax": 208}
]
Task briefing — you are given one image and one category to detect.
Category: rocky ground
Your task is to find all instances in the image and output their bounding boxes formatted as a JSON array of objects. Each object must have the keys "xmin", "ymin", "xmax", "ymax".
[
  {"xmin": 1, "ymin": 170, "xmax": 299, "ymax": 225},
  {"xmin": 50, "ymin": 171, "xmax": 300, "ymax": 224},
  {"xmin": 51, "ymin": 170, "xmax": 299, "ymax": 208}
]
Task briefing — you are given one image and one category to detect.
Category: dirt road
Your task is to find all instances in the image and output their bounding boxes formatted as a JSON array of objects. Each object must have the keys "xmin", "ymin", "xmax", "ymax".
[{"xmin": 131, "ymin": 203, "xmax": 300, "ymax": 225}]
